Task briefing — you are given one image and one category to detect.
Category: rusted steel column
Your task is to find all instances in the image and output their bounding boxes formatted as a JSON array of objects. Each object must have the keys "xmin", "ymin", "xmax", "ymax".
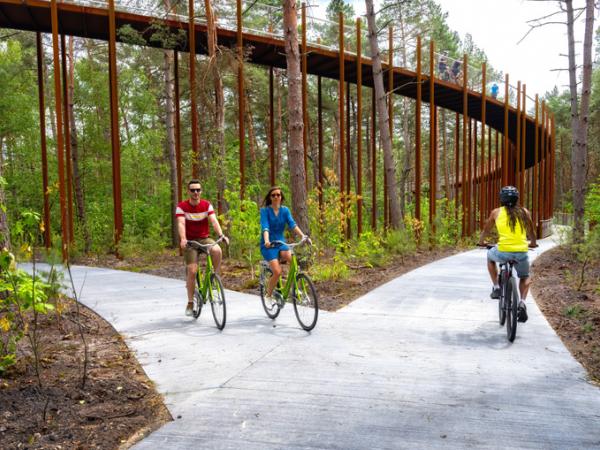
[
  {"xmin": 454, "ymin": 112, "xmax": 460, "ymax": 218},
  {"xmin": 473, "ymin": 121, "xmax": 478, "ymax": 233},
  {"xmin": 189, "ymin": 0, "xmax": 200, "ymax": 178},
  {"xmin": 301, "ymin": 3, "xmax": 308, "ymax": 190},
  {"xmin": 479, "ymin": 62, "xmax": 486, "ymax": 229},
  {"xmin": 461, "ymin": 54, "xmax": 468, "ymax": 236},
  {"xmin": 36, "ymin": 32, "xmax": 51, "ymax": 248},
  {"xmin": 174, "ymin": 51, "xmax": 182, "ymax": 201},
  {"xmin": 236, "ymin": 0, "xmax": 245, "ymax": 198},
  {"xmin": 467, "ymin": 119, "xmax": 473, "ymax": 235},
  {"xmin": 494, "ymin": 130, "xmax": 500, "ymax": 208},
  {"xmin": 550, "ymin": 114, "xmax": 556, "ymax": 219},
  {"xmin": 502, "ymin": 74, "xmax": 509, "ymax": 185},
  {"xmin": 338, "ymin": 12, "xmax": 346, "ymax": 235},
  {"xmin": 371, "ymin": 91, "xmax": 377, "ymax": 230},
  {"xmin": 414, "ymin": 36, "xmax": 422, "ymax": 222},
  {"xmin": 520, "ymin": 85, "xmax": 527, "ymax": 197},
  {"xmin": 514, "ymin": 81, "xmax": 521, "ymax": 187},
  {"xmin": 385, "ymin": 26, "xmax": 393, "ymax": 229},
  {"xmin": 51, "ymin": 0, "xmax": 68, "ymax": 260},
  {"xmin": 545, "ymin": 111, "xmax": 552, "ymax": 220},
  {"xmin": 318, "ymin": 75, "xmax": 323, "ymax": 216},
  {"xmin": 60, "ymin": 34, "xmax": 74, "ymax": 244},
  {"xmin": 539, "ymin": 102, "xmax": 546, "ymax": 230},
  {"xmin": 270, "ymin": 66, "xmax": 275, "ymax": 185},
  {"xmin": 346, "ymin": 80, "xmax": 351, "ymax": 239},
  {"xmin": 356, "ymin": 18, "xmax": 363, "ymax": 235},
  {"xmin": 108, "ymin": 0, "xmax": 123, "ymax": 251},
  {"xmin": 429, "ymin": 40, "xmax": 436, "ymax": 235},
  {"xmin": 487, "ymin": 126, "xmax": 492, "ymax": 218}
]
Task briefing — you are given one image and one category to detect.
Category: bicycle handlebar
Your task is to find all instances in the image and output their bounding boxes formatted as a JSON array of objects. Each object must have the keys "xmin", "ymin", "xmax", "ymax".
[
  {"xmin": 187, "ymin": 235, "xmax": 226, "ymax": 252},
  {"xmin": 268, "ymin": 236, "xmax": 311, "ymax": 249},
  {"xmin": 477, "ymin": 242, "xmax": 538, "ymax": 250}
]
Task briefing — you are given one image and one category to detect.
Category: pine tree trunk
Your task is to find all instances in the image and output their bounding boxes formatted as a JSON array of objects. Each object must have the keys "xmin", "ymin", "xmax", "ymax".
[
  {"xmin": 0, "ymin": 137, "xmax": 9, "ymax": 250},
  {"xmin": 283, "ymin": 0, "xmax": 309, "ymax": 233},
  {"xmin": 68, "ymin": 37, "xmax": 91, "ymax": 252},
  {"xmin": 398, "ymin": 12, "xmax": 412, "ymax": 218},
  {"xmin": 567, "ymin": 0, "xmax": 594, "ymax": 243},
  {"xmin": 276, "ymin": 70, "xmax": 283, "ymax": 179},
  {"xmin": 204, "ymin": 0, "xmax": 227, "ymax": 213},
  {"xmin": 365, "ymin": 0, "xmax": 401, "ymax": 228},
  {"xmin": 163, "ymin": 48, "xmax": 178, "ymax": 246}
]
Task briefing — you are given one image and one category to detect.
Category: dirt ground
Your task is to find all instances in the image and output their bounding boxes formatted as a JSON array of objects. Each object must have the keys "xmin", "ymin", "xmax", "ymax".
[
  {"xmin": 3, "ymin": 244, "xmax": 598, "ymax": 448},
  {"xmin": 531, "ymin": 245, "xmax": 600, "ymax": 383},
  {"xmin": 0, "ymin": 298, "xmax": 171, "ymax": 449}
]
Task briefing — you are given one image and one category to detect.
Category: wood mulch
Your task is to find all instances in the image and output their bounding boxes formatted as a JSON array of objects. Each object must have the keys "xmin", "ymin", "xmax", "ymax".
[
  {"xmin": 0, "ymin": 298, "xmax": 171, "ymax": 449},
  {"xmin": 531, "ymin": 245, "xmax": 600, "ymax": 383}
]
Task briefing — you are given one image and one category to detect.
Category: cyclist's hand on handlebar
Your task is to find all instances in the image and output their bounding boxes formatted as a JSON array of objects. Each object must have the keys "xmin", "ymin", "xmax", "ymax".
[
  {"xmin": 265, "ymin": 241, "xmax": 271, "ymax": 249},
  {"xmin": 220, "ymin": 235, "xmax": 230, "ymax": 246},
  {"xmin": 303, "ymin": 236, "xmax": 312, "ymax": 246},
  {"xmin": 180, "ymin": 238, "xmax": 188, "ymax": 250}
]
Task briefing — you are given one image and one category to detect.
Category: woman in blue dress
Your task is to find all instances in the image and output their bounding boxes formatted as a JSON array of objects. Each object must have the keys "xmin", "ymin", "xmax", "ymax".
[{"xmin": 260, "ymin": 186, "xmax": 307, "ymax": 301}]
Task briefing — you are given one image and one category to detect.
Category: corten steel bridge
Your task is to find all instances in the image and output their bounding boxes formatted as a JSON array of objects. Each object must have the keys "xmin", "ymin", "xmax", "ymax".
[{"xmin": 0, "ymin": 0, "xmax": 555, "ymax": 260}]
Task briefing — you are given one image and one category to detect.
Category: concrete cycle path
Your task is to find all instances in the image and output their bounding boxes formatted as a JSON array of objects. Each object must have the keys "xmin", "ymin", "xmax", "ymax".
[{"xmin": 36, "ymin": 237, "xmax": 600, "ymax": 449}]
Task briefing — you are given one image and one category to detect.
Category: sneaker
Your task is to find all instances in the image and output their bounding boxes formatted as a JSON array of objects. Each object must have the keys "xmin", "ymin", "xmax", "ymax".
[
  {"xmin": 517, "ymin": 301, "xmax": 528, "ymax": 323},
  {"xmin": 490, "ymin": 287, "xmax": 501, "ymax": 299},
  {"xmin": 185, "ymin": 303, "xmax": 193, "ymax": 317}
]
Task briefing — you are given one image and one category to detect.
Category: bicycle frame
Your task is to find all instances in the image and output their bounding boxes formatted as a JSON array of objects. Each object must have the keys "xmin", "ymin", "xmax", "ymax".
[
  {"xmin": 196, "ymin": 254, "xmax": 215, "ymax": 301},
  {"xmin": 275, "ymin": 253, "xmax": 299, "ymax": 301}
]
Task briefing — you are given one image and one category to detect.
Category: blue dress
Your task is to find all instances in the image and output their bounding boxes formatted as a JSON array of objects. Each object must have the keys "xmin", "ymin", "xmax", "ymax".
[{"xmin": 260, "ymin": 206, "xmax": 297, "ymax": 261}]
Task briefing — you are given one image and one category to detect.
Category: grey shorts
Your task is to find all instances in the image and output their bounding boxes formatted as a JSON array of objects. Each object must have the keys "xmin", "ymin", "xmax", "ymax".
[{"xmin": 487, "ymin": 246, "xmax": 530, "ymax": 278}]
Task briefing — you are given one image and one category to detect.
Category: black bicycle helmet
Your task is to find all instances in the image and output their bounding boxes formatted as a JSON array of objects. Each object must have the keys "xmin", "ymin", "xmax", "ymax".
[{"xmin": 499, "ymin": 186, "xmax": 519, "ymax": 206}]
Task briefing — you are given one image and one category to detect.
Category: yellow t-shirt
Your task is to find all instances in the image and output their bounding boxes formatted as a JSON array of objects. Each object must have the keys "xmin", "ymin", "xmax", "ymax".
[{"xmin": 495, "ymin": 207, "xmax": 528, "ymax": 252}]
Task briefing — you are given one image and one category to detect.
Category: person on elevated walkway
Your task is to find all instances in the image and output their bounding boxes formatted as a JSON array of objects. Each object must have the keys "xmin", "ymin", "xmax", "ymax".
[{"xmin": 478, "ymin": 186, "xmax": 537, "ymax": 322}]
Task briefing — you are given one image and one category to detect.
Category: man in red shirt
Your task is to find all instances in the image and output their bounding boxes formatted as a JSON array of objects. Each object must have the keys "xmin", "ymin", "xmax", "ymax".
[{"xmin": 176, "ymin": 179, "xmax": 229, "ymax": 316}]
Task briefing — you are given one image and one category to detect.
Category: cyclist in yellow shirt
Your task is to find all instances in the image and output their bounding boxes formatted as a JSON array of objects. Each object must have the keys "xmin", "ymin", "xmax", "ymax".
[{"xmin": 479, "ymin": 186, "xmax": 538, "ymax": 322}]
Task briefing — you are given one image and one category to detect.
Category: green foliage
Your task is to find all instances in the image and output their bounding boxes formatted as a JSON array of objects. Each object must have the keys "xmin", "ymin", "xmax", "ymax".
[
  {"xmin": 564, "ymin": 303, "xmax": 586, "ymax": 319},
  {"xmin": 309, "ymin": 256, "xmax": 351, "ymax": 282},
  {"xmin": 341, "ymin": 231, "xmax": 388, "ymax": 268},
  {"xmin": 222, "ymin": 189, "xmax": 261, "ymax": 267},
  {"xmin": 0, "ymin": 210, "xmax": 57, "ymax": 373}
]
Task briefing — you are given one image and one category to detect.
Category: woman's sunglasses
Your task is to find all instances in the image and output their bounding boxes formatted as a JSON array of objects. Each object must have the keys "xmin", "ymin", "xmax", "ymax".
[{"xmin": 271, "ymin": 193, "xmax": 281, "ymax": 198}]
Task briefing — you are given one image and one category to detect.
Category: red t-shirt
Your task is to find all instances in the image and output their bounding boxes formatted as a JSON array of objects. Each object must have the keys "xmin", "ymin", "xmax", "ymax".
[{"xmin": 175, "ymin": 199, "xmax": 215, "ymax": 239}]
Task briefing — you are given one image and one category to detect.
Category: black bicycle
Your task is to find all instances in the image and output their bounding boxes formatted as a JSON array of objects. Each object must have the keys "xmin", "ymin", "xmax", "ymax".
[
  {"xmin": 497, "ymin": 259, "xmax": 520, "ymax": 342},
  {"xmin": 481, "ymin": 244, "xmax": 520, "ymax": 342}
]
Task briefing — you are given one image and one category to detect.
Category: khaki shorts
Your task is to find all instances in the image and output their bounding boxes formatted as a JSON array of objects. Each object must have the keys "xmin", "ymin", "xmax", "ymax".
[{"xmin": 184, "ymin": 238, "xmax": 216, "ymax": 265}]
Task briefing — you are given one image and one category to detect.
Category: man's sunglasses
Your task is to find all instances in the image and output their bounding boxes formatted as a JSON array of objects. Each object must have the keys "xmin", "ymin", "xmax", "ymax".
[
  {"xmin": 271, "ymin": 193, "xmax": 281, "ymax": 198},
  {"xmin": 190, "ymin": 188, "xmax": 201, "ymax": 193}
]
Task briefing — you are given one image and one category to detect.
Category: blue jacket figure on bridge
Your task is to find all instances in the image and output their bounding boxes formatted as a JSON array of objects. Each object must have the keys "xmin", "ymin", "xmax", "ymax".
[{"xmin": 490, "ymin": 83, "xmax": 499, "ymax": 99}]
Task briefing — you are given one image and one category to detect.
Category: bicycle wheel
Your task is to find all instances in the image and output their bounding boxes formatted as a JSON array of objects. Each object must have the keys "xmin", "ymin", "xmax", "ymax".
[
  {"xmin": 292, "ymin": 273, "xmax": 318, "ymax": 331},
  {"xmin": 498, "ymin": 274, "xmax": 506, "ymax": 326},
  {"xmin": 209, "ymin": 273, "xmax": 226, "ymax": 330},
  {"xmin": 260, "ymin": 265, "xmax": 281, "ymax": 319},
  {"xmin": 505, "ymin": 276, "xmax": 519, "ymax": 342},
  {"xmin": 192, "ymin": 288, "xmax": 203, "ymax": 319}
]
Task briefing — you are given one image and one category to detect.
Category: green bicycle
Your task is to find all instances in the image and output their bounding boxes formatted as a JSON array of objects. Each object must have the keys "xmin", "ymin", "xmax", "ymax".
[
  {"xmin": 259, "ymin": 238, "xmax": 318, "ymax": 331},
  {"xmin": 187, "ymin": 237, "xmax": 226, "ymax": 330}
]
